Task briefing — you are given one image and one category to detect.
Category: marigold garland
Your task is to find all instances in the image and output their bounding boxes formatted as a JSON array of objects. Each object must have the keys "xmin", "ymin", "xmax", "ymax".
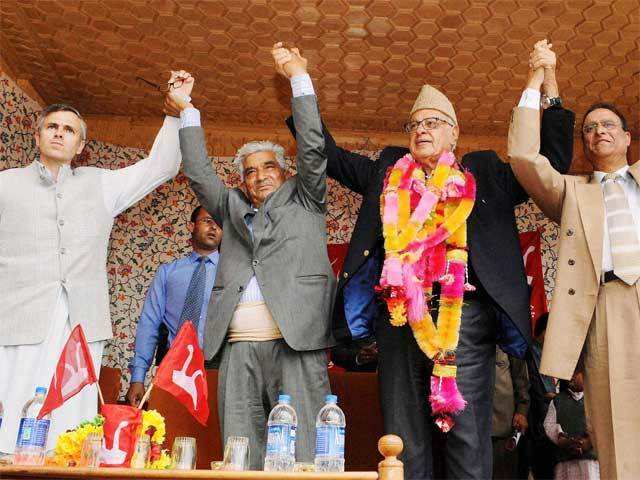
[{"xmin": 377, "ymin": 151, "xmax": 476, "ymax": 432}]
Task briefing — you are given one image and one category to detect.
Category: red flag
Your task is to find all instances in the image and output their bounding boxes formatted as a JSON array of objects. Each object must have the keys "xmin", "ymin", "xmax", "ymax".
[
  {"xmin": 519, "ymin": 230, "xmax": 549, "ymax": 338},
  {"xmin": 38, "ymin": 324, "xmax": 98, "ymax": 419},
  {"xmin": 153, "ymin": 321, "xmax": 209, "ymax": 425},
  {"xmin": 100, "ymin": 404, "xmax": 142, "ymax": 467}
]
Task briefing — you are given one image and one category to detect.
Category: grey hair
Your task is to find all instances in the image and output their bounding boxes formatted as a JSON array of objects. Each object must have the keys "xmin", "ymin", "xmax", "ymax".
[
  {"xmin": 37, "ymin": 103, "xmax": 87, "ymax": 141},
  {"xmin": 233, "ymin": 141, "xmax": 286, "ymax": 178}
]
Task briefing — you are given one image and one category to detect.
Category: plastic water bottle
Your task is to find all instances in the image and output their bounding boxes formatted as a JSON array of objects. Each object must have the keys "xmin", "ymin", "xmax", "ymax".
[
  {"xmin": 264, "ymin": 394, "xmax": 297, "ymax": 472},
  {"xmin": 14, "ymin": 387, "xmax": 50, "ymax": 465},
  {"xmin": 314, "ymin": 394, "xmax": 346, "ymax": 472}
]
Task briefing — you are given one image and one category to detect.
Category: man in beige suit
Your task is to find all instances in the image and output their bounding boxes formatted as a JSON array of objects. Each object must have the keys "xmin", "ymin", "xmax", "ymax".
[{"xmin": 507, "ymin": 41, "xmax": 639, "ymax": 479}]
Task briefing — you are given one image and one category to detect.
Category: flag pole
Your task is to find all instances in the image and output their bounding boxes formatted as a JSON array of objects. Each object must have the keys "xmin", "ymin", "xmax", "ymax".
[
  {"xmin": 97, "ymin": 382, "xmax": 105, "ymax": 406},
  {"xmin": 138, "ymin": 384, "xmax": 154, "ymax": 410}
]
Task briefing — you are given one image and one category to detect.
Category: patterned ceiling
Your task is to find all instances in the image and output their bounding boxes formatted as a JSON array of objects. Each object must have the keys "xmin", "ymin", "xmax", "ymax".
[{"xmin": 1, "ymin": 0, "xmax": 638, "ymax": 136}]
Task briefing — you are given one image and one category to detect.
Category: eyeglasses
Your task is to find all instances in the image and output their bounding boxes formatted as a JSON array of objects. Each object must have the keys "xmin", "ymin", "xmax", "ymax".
[
  {"xmin": 403, "ymin": 117, "xmax": 453, "ymax": 134},
  {"xmin": 136, "ymin": 76, "xmax": 189, "ymax": 93},
  {"xmin": 582, "ymin": 120, "xmax": 620, "ymax": 135}
]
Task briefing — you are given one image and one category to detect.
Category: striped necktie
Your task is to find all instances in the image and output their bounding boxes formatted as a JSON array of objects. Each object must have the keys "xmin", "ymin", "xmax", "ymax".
[
  {"xmin": 179, "ymin": 256, "xmax": 207, "ymax": 330},
  {"xmin": 602, "ymin": 173, "xmax": 640, "ymax": 285}
]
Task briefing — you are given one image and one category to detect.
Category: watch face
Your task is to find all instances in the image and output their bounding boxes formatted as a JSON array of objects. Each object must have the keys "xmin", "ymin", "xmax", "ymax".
[{"xmin": 541, "ymin": 96, "xmax": 550, "ymax": 109}]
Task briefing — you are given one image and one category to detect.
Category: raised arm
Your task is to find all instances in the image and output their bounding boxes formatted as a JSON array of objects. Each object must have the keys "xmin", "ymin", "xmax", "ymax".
[
  {"xmin": 272, "ymin": 42, "xmax": 326, "ymax": 212},
  {"xmin": 506, "ymin": 41, "xmax": 569, "ymax": 222},
  {"xmin": 102, "ymin": 71, "xmax": 193, "ymax": 216},
  {"xmin": 286, "ymin": 115, "xmax": 378, "ymax": 196},
  {"xmin": 166, "ymin": 72, "xmax": 230, "ymax": 225}
]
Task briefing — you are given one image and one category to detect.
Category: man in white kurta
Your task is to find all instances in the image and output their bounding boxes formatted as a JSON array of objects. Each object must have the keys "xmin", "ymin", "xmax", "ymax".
[{"xmin": 0, "ymin": 71, "xmax": 192, "ymax": 454}]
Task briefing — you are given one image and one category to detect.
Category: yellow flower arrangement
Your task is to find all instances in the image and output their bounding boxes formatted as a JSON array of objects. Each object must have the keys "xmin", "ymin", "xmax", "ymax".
[
  {"xmin": 52, "ymin": 410, "xmax": 170, "ymax": 469},
  {"xmin": 142, "ymin": 409, "xmax": 166, "ymax": 444},
  {"xmin": 53, "ymin": 416, "xmax": 104, "ymax": 467}
]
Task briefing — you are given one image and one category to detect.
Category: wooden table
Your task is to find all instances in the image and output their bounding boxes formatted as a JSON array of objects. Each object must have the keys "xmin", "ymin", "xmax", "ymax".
[{"xmin": 0, "ymin": 437, "xmax": 403, "ymax": 480}]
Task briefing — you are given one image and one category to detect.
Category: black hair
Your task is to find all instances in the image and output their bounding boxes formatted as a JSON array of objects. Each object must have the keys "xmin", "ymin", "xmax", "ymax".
[
  {"xmin": 582, "ymin": 102, "xmax": 629, "ymax": 133},
  {"xmin": 190, "ymin": 206, "xmax": 203, "ymax": 223}
]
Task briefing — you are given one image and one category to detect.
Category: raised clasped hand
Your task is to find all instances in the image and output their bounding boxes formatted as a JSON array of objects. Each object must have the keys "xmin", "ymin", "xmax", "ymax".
[
  {"xmin": 163, "ymin": 69, "xmax": 194, "ymax": 116},
  {"xmin": 272, "ymin": 41, "xmax": 308, "ymax": 78}
]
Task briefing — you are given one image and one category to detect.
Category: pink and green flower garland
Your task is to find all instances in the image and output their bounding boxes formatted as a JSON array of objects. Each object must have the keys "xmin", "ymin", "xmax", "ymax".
[{"xmin": 376, "ymin": 151, "xmax": 476, "ymax": 432}]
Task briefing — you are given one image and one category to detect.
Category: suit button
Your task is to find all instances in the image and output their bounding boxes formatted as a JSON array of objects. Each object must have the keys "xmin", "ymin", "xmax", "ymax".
[
  {"xmin": 566, "ymin": 229, "xmax": 574, "ymax": 236},
  {"xmin": 568, "ymin": 259, "xmax": 575, "ymax": 266},
  {"xmin": 252, "ymin": 259, "xmax": 259, "ymax": 266},
  {"xmin": 237, "ymin": 286, "xmax": 244, "ymax": 293},
  {"xmin": 56, "ymin": 193, "xmax": 63, "ymax": 199},
  {"xmin": 60, "ymin": 247, "xmax": 67, "ymax": 255},
  {"xmin": 58, "ymin": 219, "xmax": 65, "ymax": 226},
  {"xmin": 363, "ymin": 250, "xmax": 370, "ymax": 257},
  {"xmin": 568, "ymin": 288, "xmax": 575, "ymax": 295},
  {"xmin": 343, "ymin": 272, "xmax": 349, "ymax": 279}
]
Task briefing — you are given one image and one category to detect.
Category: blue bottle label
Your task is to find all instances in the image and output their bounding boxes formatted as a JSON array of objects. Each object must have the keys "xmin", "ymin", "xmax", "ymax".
[
  {"xmin": 16, "ymin": 418, "xmax": 50, "ymax": 448},
  {"xmin": 266, "ymin": 424, "xmax": 296, "ymax": 456},
  {"xmin": 315, "ymin": 425, "xmax": 345, "ymax": 457}
]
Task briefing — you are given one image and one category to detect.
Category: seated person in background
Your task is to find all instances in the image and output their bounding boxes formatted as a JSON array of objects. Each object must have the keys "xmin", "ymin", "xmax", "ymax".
[
  {"xmin": 126, "ymin": 206, "xmax": 222, "ymax": 406},
  {"xmin": 544, "ymin": 372, "xmax": 599, "ymax": 480}
]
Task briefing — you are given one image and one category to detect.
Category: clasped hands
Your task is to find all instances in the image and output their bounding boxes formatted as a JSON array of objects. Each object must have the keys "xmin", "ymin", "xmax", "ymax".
[{"xmin": 163, "ymin": 42, "xmax": 307, "ymax": 116}]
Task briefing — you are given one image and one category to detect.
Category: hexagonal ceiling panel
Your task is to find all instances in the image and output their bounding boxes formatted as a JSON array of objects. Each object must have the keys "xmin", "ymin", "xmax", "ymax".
[{"xmin": 1, "ymin": 0, "xmax": 638, "ymax": 136}]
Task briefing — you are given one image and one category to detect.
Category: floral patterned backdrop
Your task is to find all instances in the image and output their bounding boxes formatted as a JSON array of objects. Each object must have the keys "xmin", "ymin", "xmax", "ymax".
[{"xmin": 0, "ymin": 73, "xmax": 558, "ymax": 397}]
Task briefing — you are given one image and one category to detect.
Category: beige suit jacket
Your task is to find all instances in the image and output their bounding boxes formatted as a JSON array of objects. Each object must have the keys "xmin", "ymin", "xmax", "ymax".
[{"xmin": 506, "ymin": 106, "xmax": 640, "ymax": 379}]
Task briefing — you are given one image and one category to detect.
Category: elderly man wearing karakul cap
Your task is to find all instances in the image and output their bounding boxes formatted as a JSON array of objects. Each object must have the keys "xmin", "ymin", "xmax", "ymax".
[{"xmin": 287, "ymin": 65, "xmax": 574, "ymax": 478}]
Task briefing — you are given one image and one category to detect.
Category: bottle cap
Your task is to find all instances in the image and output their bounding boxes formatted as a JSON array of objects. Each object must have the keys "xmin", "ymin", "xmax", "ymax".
[
  {"xmin": 35, "ymin": 387, "xmax": 47, "ymax": 395},
  {"xmin": 278, "ymin": 394, "xmax": 291, "ymax": 404},
  {"xmin": 325, "ymin": 394, "xmax": 338, "ymax": 403}
]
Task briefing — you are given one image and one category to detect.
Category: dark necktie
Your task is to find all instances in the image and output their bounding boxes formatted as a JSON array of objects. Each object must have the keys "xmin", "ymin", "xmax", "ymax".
[{"xmin": 179, "ymin": 256, "xmax": 207, "ymax": 330}]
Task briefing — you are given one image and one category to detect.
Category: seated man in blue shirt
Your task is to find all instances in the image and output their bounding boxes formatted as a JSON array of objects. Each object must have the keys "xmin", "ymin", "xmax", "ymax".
[{"xmin": 126, "ymin": 206, "xmax": 222, "ymax": 406}]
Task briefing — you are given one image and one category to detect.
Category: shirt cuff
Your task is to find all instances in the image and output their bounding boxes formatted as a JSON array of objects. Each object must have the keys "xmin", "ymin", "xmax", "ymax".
[
  {"xmin": 130, "ymin": 366, "xmax": 148, "ymax": 384},
  {"xmin": 290, "ymin": 74, "xmax": 315, "ymax": 98},
  {"xmin": 180, "ymin": 107, "xmax": 201, "ymax": 128},
  {"xmin": 518, "ymin": 88, "xmax": 541, "ymax": 110}
]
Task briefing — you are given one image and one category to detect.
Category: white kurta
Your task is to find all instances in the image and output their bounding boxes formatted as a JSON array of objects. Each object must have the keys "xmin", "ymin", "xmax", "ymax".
[{"xmin": 0, "ymin": 288, "xmax": 104, "ymax": 453}]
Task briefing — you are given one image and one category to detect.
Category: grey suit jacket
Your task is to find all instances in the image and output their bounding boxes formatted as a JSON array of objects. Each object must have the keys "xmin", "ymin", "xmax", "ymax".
[{"xmin": 180, "ymin": 95, "xmax": 336, "ymax": 359}]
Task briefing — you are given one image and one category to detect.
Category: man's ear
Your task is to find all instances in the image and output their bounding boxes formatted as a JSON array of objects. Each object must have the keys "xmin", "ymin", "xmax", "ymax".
[
  {"xmin": 76, "ymin": 140, "xmax": 86, "ymax": 156},
  {"xmin": 35, "ymin": 131, "xmax": 41, "ymax": 149}
]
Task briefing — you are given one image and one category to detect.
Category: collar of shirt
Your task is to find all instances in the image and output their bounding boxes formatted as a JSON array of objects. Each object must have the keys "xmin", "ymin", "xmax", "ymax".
[
  {"xmin": 593, "ymin": 164, "xmax": 631, "ymax": 184},
  {"xmin": 568, "ymin": 390, "xmax": 584, "ymax": 401},
  {"xmin": 189, "ymin": 250, "xmax": 219, "ymax": 265},
  {"xmin": 35, "ymin": 160, "xmax": 74, "ymax": 185}
]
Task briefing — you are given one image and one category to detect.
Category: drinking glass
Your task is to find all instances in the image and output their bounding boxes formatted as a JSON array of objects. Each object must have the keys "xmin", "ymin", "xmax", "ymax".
[
  {"xmin": 171, "ymin": 436, "xmax": 196, "ymax": 470},
  {"xmin": 222, "ymin": 436, "xmax": 250, "ymax": 471},
  {"xmin": 79, "ymin": 432, "xmax": 103, "ymax": 468},
  {"xmin": 130, "ymin": 434, "xmax": 150, "ymax": 469}
]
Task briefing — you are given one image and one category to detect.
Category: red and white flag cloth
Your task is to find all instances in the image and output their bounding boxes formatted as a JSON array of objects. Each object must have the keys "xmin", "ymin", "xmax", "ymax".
[
  {"xmin": 100, "ymin": 404, "xmax": 142, "ymax": 467},
  {"xmin": 519, "ymin": 230, "xmax": 549, "ymax": 338},
  {"xmin": 153, "ymin": 321, "xmax": 209, "ymax": 425},
  {"xmin": 38, "ymin": 324, "xmax": 98, "ymax": 419}
]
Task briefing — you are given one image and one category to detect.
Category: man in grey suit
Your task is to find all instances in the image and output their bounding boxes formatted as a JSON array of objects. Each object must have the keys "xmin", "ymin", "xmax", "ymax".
[{"xmin": 167, "ymin": 43, "xmax": 334, "ymax": 469}]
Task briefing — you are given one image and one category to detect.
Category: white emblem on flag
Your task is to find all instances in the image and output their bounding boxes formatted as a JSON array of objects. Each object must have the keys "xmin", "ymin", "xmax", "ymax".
[{"xmin": 172, "ymin": 344, "xmax": 203, "ymax": 409}]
